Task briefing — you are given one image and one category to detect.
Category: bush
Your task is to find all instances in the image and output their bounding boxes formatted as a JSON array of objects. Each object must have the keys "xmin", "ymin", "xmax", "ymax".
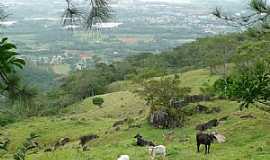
[
  {"xmin": 0, "ymin": 114, "xmax": 16, "ymax": 127},
  {"xmin": 214, "ymin": 60, "xmax": 270, "ymax": 110},
  {"xmin": 14, "ymin": 133, "xmax": 39, "ymax": 160},
  {"xmin": 137, "ymin": 76, "xmax": 191, "ymax": 128},
  {"xmin": 200, "ymin": 82, "xmax": 216, "ymax": 97},
  {"xmin": 92, "ymin": 97, "xmax": 104, "ymax": 107}
]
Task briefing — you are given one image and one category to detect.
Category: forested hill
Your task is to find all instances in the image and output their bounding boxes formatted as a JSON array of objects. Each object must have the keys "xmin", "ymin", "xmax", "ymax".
[{"xmin": 42, "ymin": 30, "xmax": 269, "ymax": 109}]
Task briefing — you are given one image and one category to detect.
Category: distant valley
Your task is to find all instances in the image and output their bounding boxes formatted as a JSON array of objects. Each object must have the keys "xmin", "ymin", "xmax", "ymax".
[{"xmin": 1, "ymin": 0, "xmax": 246, "ymax": 73}]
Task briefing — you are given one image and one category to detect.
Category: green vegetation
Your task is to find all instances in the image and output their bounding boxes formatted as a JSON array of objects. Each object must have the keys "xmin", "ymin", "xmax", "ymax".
[
  {"xmin": 45, "ymin": 32, "xmax": 250, "ymax": 111},
  {"xmin": 13, "ymin": 133, "xmax": 39, "ymax": 160},
  {"xmin": 1, "ymin": 1, "xmax": 270, "ymax": 159},
  {"xmin": 0, "ymin": 70, "xmax": 269, "ymax": 160},
  {"xmin": 0, "ymin": 37, "xmax": 25, "ymax": 92},
  {"xmin": 214, "ymin": 58, "xmax": 270, "ymax": 110},
  {"xmin": 92, "ymin": 97, "xmax": 104, "ymax": 107},
  {"xmin": 0, "ymin": 113, "xmax": 15, "ymax": 127},
  {"xmin": 137, "ymin": 76, "xmax": 191, "ymax": 128},
  {"xmin": 18, "ymin": 63, "xmax": 57, "ymax": 91},
  {"xmin": 1, "ymin": 27, "xmax": 270, "ymax": 158}
]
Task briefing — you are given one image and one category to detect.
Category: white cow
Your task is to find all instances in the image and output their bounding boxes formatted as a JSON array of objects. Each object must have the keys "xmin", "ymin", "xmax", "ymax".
[
  {"xmin": 211, "ymin": 131, "xmax": 226, "ymax": 143},
  {"xmin": 117, "ymin": 155, "xmax": 130, "ymax": 160},
  {"xmin": 215, "ymin": 133, "xmax": 226, "ymax": 143},
  {"xmin": 148, "ymin": 145, "xmax": 166, "ymax": 160}
]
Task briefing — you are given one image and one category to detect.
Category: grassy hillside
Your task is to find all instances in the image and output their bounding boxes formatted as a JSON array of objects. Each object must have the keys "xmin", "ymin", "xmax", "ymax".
[
  {"xmin": 0, "ymin": 69, "xmax": 269, "ymax": 160},
  {"xmin": 106, "ymin": 69, "xmax": 219, "ymax": 94}
]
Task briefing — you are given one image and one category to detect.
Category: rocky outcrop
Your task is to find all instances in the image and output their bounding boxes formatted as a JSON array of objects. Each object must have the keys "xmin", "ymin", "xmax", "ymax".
[{"xmin": 150, "ymin": 111, "xmax": 170, "ymax": 128}]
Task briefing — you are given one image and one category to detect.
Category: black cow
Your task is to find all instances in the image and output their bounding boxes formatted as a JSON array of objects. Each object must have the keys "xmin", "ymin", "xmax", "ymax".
[
  {"xmin": 196, "ymin": 119, "xmax": 219, "ymax": 131},
  {"xmin": 196, "ymin": 132, "xmax": 216, "ymax": 154},
  {"xmin": 134, "ymin": 134, "xmax": 155, "ymax": 147},
  {"xmin": 79, "ymin": 134, "xmax": 99, "ymax": 147}
]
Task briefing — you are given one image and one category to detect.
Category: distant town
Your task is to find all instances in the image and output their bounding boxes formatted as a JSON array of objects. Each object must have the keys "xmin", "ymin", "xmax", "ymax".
[{"xmin": 19, "ymin": 51, "xmax": 98, "ymax": 71}]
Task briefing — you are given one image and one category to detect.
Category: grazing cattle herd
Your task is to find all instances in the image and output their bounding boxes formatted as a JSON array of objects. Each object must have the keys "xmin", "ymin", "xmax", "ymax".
[
  {"xmin": 0, "ymin": 121, "xmax": 226, "ymax": 160},
  {"xmin": 1, "ymin": 119, "xmax": 226, "ymax": 159},
  {"xmin": 41, "ymin": 129, "xmax": 224, "ymax": 159},
  {"xmin": 130, "ymin": 130, "xmax": 222, "ymax": 159},
  {"xmin": 0, "ymin": 95, "xmax": 230, "ymax": 159},
  {"xmin": 127, "ymin": 109, "xmax": 227, "ymax": 159}
]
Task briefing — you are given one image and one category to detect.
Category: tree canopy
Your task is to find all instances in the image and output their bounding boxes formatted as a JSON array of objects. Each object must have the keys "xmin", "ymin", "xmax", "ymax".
[
  {"xmin": 0, "ymin": 38, "xmax": 25, "ymax": 93},
  {"xmin": 214, "ymin": 38, "xmax": 270, "ymax": 110}
]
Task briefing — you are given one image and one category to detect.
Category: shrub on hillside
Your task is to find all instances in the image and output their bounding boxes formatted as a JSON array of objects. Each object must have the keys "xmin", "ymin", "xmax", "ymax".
[
  {"xmin": 137, "ymin": 76, "xmax": 191, "ymax": 128},
  {"xmin": 13, "ymin": 133, "xmax": 39, "ymax": 160},
  {"xmin": 200, "ymin": 82, "xmax": 216, "ymax": 97},
  {"xmin": 0, "ymin": 114, "xmax": 16, "ymax": 127},
  {"xmin": 214, "ymin": 60, "xmax": 270, "ymax": 110},
  {"xmin": 92, "ymin": 97, "xmax": 104, "ymax": 107}
]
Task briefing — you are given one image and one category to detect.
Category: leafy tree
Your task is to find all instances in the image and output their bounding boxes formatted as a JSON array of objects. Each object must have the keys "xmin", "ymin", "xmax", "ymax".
[
  {"xmin": 199, "ymin": 36, "xmax": 238, "ymax": 75},
  {"xmin": 137, "ymin": 76, "xmax": 191, "ymax": 128},
  {"xmin": 138, "ymin": 76, "xmax": 190, "ymax": 109},
  {"xmin": 0, "ymin": 38, "xmax": 25, "ymax": 93},
  {"xmin": 214, "ymin": 37, "xmax": 270, "ymax": 110},
  {"xmin": 16, "ymin": 85, "xmax": 39, "ymax": 116},
  {"xmin": 18, "ymin": 62, "xmax": 57, "ymax": 91},
  {"xmin": 233, "ymin": 41, "xmax": 270, "ymax": 66},
  {"xmin": 214, "ymin": 60, "xmax": 270, "ymax": 110},
  {"xmin": 0, "ymin": 38, "xmax": 40, "ymax": 117}
]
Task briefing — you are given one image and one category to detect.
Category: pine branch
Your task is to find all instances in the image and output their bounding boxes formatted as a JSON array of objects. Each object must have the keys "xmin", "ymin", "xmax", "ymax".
[
  {"xmin": 213, "ymin": 0, "xmax": 270, "ymax": 29},
  {"xmin": 0, "ymin": 4, "xmax": 9, "ymax": 21},
  {"xmin": 62, "ymin": 0, "xmax": 111, "ymax": 30}
]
